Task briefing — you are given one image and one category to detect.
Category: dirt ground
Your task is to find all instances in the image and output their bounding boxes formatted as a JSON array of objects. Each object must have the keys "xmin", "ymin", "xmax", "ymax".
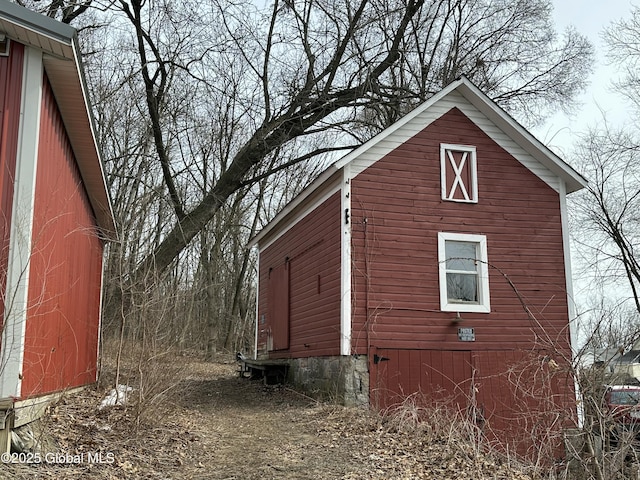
[{"xmin": 2, "ymin": 359, "xmax": 536, "ymax": 479}]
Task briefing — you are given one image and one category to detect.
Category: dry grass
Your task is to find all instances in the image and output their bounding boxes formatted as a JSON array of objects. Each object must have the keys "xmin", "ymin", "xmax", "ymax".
[{"xmin": 2, "ymin": 354, "xmax": 546, "ymax": 480}]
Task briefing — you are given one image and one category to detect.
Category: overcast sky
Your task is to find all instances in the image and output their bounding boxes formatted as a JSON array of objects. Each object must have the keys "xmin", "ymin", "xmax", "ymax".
[{"xmin": 534, "ymin": 1, "xmax": 636, "ymax": 157}]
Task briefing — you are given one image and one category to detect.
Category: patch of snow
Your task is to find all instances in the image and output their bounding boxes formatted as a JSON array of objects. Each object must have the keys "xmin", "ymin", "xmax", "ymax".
[{"xmin": 99, "ymin": 385, "xmax": 133, "ymax": 410}]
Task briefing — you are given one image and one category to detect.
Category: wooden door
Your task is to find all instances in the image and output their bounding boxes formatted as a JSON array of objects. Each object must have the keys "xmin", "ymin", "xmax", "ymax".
[
  {"xmin": 267, "ymin": 262, "xmax": 289, "ymax": 350},
  {"xmin": 370, "ymin": 347, "xmax": 473, "ymax": 412}
]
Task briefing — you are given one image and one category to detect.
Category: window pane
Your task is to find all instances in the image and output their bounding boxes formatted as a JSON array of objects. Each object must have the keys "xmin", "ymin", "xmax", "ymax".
[
  {"xmin": 447, "ymin": 273, "xmax": 478, "ymax": 303},
  {"xmin": 445, "ymin": 241, "xmax": 477, "ymax": 271}
]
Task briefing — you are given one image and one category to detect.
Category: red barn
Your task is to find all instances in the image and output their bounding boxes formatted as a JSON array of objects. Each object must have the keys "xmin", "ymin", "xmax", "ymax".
[
  {"xmin": 0, "ymin": 1, "xmax": 115, "ymax": 450},
  {"xmin": 249, "ymin": 76, "xmax": 586, "ymax": 456}
]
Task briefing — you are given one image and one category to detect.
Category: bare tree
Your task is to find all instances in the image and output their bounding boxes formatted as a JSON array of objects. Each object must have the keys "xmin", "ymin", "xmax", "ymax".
[
  {"xmin": 17, "ymin": 0, "xmax": 594, "ymax": 353},
  {"xmin": 570, "ymin": 6, "xmax": 640, "ymax": 318},
  {"xmin": 63, "ymin": 0, "xmax": 592, "ymax": 282},
  {"xmin": 572, "ymin": 128, "xmax": 640, "ymax": 315}
]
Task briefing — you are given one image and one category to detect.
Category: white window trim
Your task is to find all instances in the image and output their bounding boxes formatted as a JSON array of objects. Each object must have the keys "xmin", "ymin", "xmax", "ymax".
[
  {"xmin": 440, "ymin": 143, "xmax": 478, "ymax": 203},
  {"xmin": 438, "ymin": 232, "xmax": 490, "ymax": 313}
]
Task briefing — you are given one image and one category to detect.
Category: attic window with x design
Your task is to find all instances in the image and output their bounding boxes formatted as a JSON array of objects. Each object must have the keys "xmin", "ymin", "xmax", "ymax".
[{"xmin": 440, "ymin": 144, "xmax": 478, "ymax": 203}]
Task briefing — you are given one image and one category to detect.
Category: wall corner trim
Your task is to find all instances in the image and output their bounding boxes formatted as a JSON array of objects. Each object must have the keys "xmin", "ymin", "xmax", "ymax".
[
  {"xmin": 340, "ymin": 165, "xmax": 352, "ymax": 356},
  {"xmin": 0, "ymin": 46, "xmax": 42, "ymax": 398}
]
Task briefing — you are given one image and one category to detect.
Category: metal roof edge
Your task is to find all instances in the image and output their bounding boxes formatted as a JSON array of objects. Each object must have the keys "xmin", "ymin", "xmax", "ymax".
[
  {"xmin": 70, "ymin": 37, "xmax": 117, "ymax": 237},
  {"xmin": 1, "ymin": 1, "xmax": 117, "ymax": 237},
  {"xmin": 0, "ymin": 0, "xmax": 76, "ymax": 47}
]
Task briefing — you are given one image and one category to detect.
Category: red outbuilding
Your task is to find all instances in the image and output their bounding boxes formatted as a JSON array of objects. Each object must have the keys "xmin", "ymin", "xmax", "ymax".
[
  {"xmin": 0, "ymin": 1, "xmax": 115, "ymax": 451},
  {"xmin": 249, "ymin": 76, "xmax": 586, "ymax": 457}
]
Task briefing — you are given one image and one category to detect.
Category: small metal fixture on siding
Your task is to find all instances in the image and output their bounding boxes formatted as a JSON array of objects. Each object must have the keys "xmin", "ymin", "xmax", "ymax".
[
  {"xmin": 452, "ymin": 312, "xmax": 463, "ymax": 323},
  {"xmin": 373, "ymin": 354, "xmax": 389, "ymax": 364}
]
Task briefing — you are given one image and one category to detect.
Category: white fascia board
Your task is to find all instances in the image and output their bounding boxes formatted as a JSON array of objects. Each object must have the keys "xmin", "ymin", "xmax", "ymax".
[
  {"xmin": 69, "ymin": 35, "xmax": 116, "ymax": 236},
  {"xmin": 340, "ymin": 164, "xmax": 352, "ymax": 356},
  {"xmin": 559, "ymin": 181, "xmax": 578, "ymax": 355},
  {"xmin": 455, "ymin": 80, "xmax": 587, "ymax": 193},
  {"xmin": 0, "ymin": 0, "xmax": 116, "ymax": 237},
  {"xmin": 253, "ymin": 247, "xmax": 259, "ymax": 360},
  {"xmin": 95, "ymin": 249, "xmax": 107, "ymax": 382},
  {"xmin": 0, "ymin": 0, "xmax": 75, "ymax": 56},
  {"xmin": 248, "ymin": 167, "xmax": 342, "ymax": 250},
  {"xmin": 334, "ymin": 76, "xmax": 586, "ymax": 194},
  {"xmin": 334, "ymin": 78, "xmax": 465, "ymax": 171},
  {"xmin": 0, "ymin": 47, "xmax": 42, "ymax": 398}
]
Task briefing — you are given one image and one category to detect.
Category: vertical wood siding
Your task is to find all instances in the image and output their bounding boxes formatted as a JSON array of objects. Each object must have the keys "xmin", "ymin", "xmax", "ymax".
[
  {"xmin": 371, "ymin": 347, "xmax": 572, "ymax": 459},
  {"xmin": 370, "ymin": 348, "xmax": 472, "ymax": 411},
  {"xmin": 471, "ymin": 349, "xmax": 572, "ymax": 458},
  {"xmin": 257, "ymin": 192, "xmax": 341, "ymax": 358},
  {"xmin": 0, "ymin": 41, "xmax": 24, "ymax": 327},
  {"xmin": 20, "ymin": 77, "xmax": 103, "ymax": 397}
]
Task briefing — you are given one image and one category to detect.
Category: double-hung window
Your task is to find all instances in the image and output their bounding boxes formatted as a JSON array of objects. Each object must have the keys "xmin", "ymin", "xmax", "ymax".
[{"xmin": 438, "ymin": 232, "xmax": 490, "ymax": 313}]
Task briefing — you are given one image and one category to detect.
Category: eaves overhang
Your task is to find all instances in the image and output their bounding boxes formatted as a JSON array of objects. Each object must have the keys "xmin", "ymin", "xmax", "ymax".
[
  {"xmin": 453, "ymin": 77, "xmax": 587, "ymax": 194},
  {"xmin": 0, "ymin": 0, "xmax": 116, "ymax": 239},
  {"xmin": 249, "ymin": 76, "xmax": 588, "ymax": 249},
  {"xmin": 247, "ymin": 165, "xmax": 342, "ymax": 249}
]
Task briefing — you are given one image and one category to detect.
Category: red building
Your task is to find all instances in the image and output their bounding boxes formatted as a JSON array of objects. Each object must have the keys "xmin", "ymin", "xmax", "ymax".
[
  {"xmin": 250, "ymin": 76, "xmax": 586, "ymax": 456},
  {"xmin": 0, "ymin": 1, "xmax": 115, "ymax": 450}
]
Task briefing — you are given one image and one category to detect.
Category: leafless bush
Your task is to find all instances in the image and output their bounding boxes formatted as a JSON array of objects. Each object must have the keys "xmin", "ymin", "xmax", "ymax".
[
  {"xmin": 101, "ymin": 339, "xmax": 187, "ymax": 425},
  {"xmin": 377, "ymin": 391, "xmax": 538, "ymax": 478}
]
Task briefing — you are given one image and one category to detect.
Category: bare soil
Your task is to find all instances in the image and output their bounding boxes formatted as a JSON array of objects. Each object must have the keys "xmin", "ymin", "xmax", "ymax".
[{"xmin": 2, "ymin": 359, "xmax": 536, "ymax": 479}]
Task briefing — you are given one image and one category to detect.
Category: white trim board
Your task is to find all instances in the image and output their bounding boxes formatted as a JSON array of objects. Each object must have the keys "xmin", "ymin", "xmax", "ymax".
[
  {"xmin": 0, "ymin": 46, "xmax": 42, "ymax": 398},
  {"xmin": 340, "ymin": 165, "xmax": 352, "ymax": 356},
  {"xmin": 253, "ymin": 77, "xmax": 587, "ymax": 253}
]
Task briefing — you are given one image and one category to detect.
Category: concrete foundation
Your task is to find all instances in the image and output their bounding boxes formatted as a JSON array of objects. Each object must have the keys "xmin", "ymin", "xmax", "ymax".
[{"xmin": 287, "ymin": 355, "xmax": 369, "ymax": 406}]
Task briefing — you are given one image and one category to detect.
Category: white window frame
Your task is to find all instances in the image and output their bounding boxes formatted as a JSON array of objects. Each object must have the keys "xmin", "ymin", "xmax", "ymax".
[
  {"xmin": 438, "ymin": 232, "xmax": 490, "ymax": 313},
  {"xmin": 440, "ymin": 144, "xmax": 478, "ymax": 203}
]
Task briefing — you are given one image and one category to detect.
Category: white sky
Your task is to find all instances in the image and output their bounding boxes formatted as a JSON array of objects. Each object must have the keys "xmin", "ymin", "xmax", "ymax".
[
  {"xmin": 534, "ymin": 1, "xmax": 637, "ymax": 157},
  {"xmin": 541, "ymin": 2, "xmax": 639, "ymax": 341}
]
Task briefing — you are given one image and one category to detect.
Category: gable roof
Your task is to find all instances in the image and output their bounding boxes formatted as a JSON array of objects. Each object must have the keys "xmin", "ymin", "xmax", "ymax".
[
  {"xmin": 618, "ymin": 350, "xmax": 640, "ymax": 365},
  {"xmin": 249, "ymin": 76, "xmax": 587, "ymax": 248},
  {"xmin": 0, "ymin": 0, "xmax": 116, "ymax": 237}
]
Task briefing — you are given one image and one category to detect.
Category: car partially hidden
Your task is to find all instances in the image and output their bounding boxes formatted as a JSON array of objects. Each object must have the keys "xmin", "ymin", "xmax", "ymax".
[{"xmin": 605, "ymin": 385, "xmax": 640, "ymax": 446}]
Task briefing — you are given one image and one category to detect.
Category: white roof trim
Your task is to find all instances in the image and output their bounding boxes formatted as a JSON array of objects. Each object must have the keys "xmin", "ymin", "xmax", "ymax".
[
  {"xmin": 335, "ymin": 76, "xmax": 586, "ymax": 193},
  {"xmin": 333, "ymin": 79, "xmax": 464, "ymax": 171},
  {"xmin": 248, "ymin": 165, "xmax": 341, "ymax": 248},
  {"xmin": 455, "ymin": 78, "xmax": 586, "ymax": 193},
  {"xmin": 251, "ymin": 76, "xmax": 587, "ymax": 247},
  {"xmin": 0, "ymin": 0, "xmax": 116, "ymax": 237}
]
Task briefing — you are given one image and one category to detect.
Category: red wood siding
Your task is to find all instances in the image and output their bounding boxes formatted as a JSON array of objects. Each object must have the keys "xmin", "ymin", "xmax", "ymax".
[
  {"xmin": 21, "ymin": 77, "xmax": 104, "ymax": 398},
  {"xmin": 0, "ymin": 41, "xmax": 24, "ymax": 326},
  {"xmin": 370, "ymin": 348, "xmax": 472, "ymax": 411},
  {"xmin": 257, "ymin": 192, "xmax": 341, "ymax": 358},
  {"xmin": 472, "ymin": 349, "xmax": 572, "ymax": 458},
  {"xmin": 350, "ymin": 107, "xmax": 571, "ymax": 356},
  {"xmin": 351, "ymin": 107, "xmax": 574, "ymax": 455},
  {"xmin": 371, "ymin": 347, "xmax": 572, "ymax": 459},
  {"xmin": 268, "ymin": 263, "xmax": 290, "ymax": 350}
]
